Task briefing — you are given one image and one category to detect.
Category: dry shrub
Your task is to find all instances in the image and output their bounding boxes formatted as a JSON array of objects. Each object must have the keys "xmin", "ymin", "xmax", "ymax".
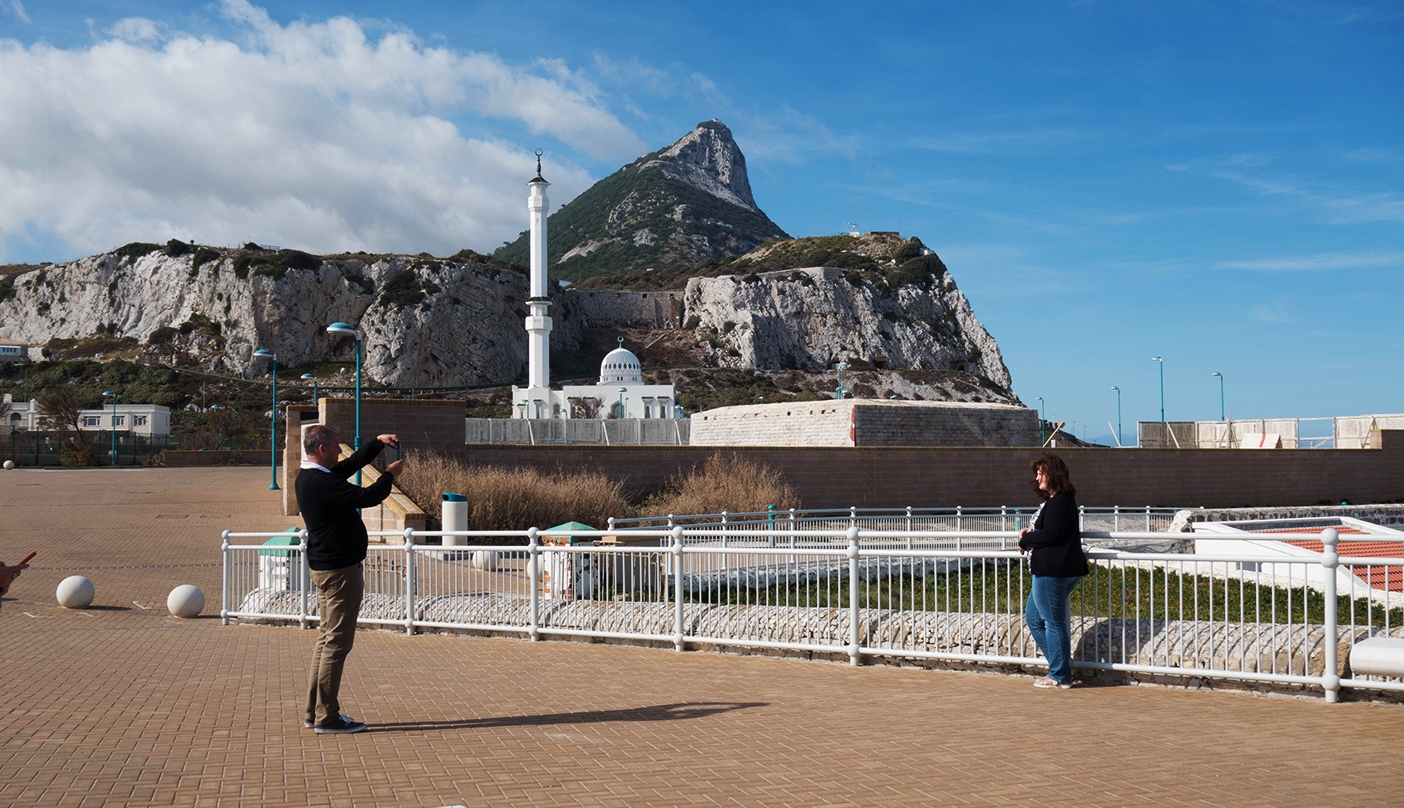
[
  {"xmin": 644, "ymin": 454, "xmax": 800, "ymax": 518},
  {"xmin": 397, "ymin": 451, "xmax": 629, "ymax": 536}
]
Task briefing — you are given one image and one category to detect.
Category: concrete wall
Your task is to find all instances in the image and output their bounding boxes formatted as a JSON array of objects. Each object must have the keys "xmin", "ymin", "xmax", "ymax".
[
  {"xmin": 566, "ymin": 289, "xmax": 684, "ymax": 328},
  {"xmin": 690, "ymin": 400, "xmax": 1039, "ymax": 448},
  {"xmin": 449, "ymin": 430, "xmax": 1404, "ymax": 509}
]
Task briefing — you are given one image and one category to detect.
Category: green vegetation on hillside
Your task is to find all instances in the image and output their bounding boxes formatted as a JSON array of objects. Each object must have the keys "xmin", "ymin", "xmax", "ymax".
[{"xmin": 494, "ymin": 161, "xmax": 788, "ymax": 280}]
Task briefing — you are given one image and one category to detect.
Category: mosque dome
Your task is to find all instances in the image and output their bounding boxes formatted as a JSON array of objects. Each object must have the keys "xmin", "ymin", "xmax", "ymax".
[{"xmin": 599, "ymin": 344, "xmax": 642, "ymax": 385}]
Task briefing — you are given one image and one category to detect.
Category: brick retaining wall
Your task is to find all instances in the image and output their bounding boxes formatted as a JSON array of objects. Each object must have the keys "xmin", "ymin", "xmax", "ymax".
[{"xmin": 450, "ymin": 430, "xmax": 1404, "ymax": 509}]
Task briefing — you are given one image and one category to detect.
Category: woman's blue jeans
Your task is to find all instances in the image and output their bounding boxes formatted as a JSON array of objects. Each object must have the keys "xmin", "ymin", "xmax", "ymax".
[{"xmin": 1025, "ymin": 575, "xmax": 1082, "ymax": 684}]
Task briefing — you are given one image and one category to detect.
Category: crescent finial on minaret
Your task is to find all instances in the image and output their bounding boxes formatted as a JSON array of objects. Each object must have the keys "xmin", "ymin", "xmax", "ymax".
[{"xmin": 533, "ymin": 148, "xmax": 544, "ymax": 181}]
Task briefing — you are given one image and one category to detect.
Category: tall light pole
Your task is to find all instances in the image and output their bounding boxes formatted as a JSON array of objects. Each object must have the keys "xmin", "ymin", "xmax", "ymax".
[
  {"xmin": 302, "ymin": 373, "xmax": 318, "ymax": 406},
  {"xmin": 1035, "ymin": 396, "xmax": 1045, "ymax": 445},
  {"xmin": 617, "ymin": 387, "xmax": 628, "ymax": 419},
  {"xmin": 1212, "ymin": 372, "xmax": 1224, "ymax": 422},
  {"xmin": 836, "ymin": 361, "xmax": 849, "ymax": 399},
  {"xmin": 1152, "ymin": 356, "xmax": 1164, "ymax": 422},
  {"xmin": 102, "ymin": 390, "xmax": 117, "ymax": 466},
  {"xmin": 252, "ymin": 349, "xmax": 279, "ymax": 490},
  {"xmin": 326, "ymin": 322, "xmax": 363, "ymax": 485},
  {"xmin": 1111, "ymin": 386, "xmax": 1122, "ymax": 447}
]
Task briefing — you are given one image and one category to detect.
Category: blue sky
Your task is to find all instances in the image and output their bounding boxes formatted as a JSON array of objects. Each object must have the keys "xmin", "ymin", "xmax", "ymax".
[{"xmin": 2, "ymin": 1, "xmax": 1401, "ymax": 442}]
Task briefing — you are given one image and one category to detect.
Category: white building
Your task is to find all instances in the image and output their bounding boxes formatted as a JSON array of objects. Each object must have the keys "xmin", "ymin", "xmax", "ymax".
[
  {"xmin": 2, "ymin": 395, "xmax": 171, "ymax": 437},
  {"xmin": 511, "ymin": 154, "xmax": 679, "ymax": 421},
  {"xmin": 74, "ymin": 404, "xmax": 171, "ymax": 437},
  {"xmin": 0, "ymin": 337, "xmax": 27, "ymax": 363}
]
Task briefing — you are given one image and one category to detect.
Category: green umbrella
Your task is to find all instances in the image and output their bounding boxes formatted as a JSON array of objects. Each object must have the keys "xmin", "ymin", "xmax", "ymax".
[{"xmin": 542, "ymin": 521, "xmax": 597, "ymax": 545}]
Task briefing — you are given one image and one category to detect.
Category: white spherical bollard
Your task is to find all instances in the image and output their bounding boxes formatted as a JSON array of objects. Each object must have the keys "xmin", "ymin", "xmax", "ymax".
[
  {"xmin": 167, "ymin": 584, "xmax": 205, "ymax": 618},
  {"xmin": 471, "ymin": 550, "xmax": 500, "ymax": 571},
  {"xmin": 56, "ymin": 575, "xmax": 95, "ymax": 609},
  {"xmin": 2, "ymin": 459, "xmax": 13, "ymax": 470}
]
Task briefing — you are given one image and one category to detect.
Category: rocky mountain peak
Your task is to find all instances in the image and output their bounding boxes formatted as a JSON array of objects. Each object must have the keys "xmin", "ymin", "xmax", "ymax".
[
  {"xmin": 494, "ymin": 119, "xmax": 787, "ymax": 280},
  {"xmin": 638, "ymin": 120, "xmax": 757, "ymax": 211}
]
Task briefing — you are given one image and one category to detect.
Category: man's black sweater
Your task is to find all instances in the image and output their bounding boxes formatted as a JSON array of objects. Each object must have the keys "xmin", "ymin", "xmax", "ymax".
[
  {"xmin": 1018, "ymin": 492, "xmax": 1088, "ymax": 578},
  {"xmin": 296, "ymin": 439, "xmax": 396, "ymax": 571}
]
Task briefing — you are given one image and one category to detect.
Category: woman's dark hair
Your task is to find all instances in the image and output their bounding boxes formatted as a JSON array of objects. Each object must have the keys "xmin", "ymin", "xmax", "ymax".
[{"xmin": 1029, "ymin": 453, "xmax": 1076, "ymax": 500}]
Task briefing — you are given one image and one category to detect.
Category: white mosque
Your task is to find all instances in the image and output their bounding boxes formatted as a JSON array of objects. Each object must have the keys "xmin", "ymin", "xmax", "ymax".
[{"xmin": 510, "ymin": 154, "xmax": 680, "ymax": 422}]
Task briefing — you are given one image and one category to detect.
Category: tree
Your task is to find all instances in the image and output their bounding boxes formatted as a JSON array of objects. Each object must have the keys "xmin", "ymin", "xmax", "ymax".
[{"xmin": 38, "ymin": 385, "xmax": 98, "ymax": 466}]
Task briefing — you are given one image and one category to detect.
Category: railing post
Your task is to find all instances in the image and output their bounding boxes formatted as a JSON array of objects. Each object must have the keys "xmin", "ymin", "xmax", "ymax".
[
  {"xmin": 906, "ymin": 505, "xmax": 913, "ymax": 550},
  {"xmin": 1113, "ymin": 505, "xmax": 1120, "ymax": 532},
  {"xmin": 1078, "ymin": 504, "xmax": 1085, "ymax": 530},
  {"xmin": 847, "ymin": 526, "xmax": 861, "ymax": 667},
  {"xmin": 221, "ymin": 530, "xmax": 231, "ymax": 625},
  {"xmin": 721, "ymin": 511, "xmax": 729, "ymax": 573},
  {"xmin": 527, "ymin": 527, "xmax": 541, "ymax": 641},
  {"xmin": 1144, "ymin": 505, "xmax": 1151, "ymax": 531},
  {"xmin": 956, "ymin": 505, "xmax": 962, "ymax": 535},
  {"xmin": 849, "ymin": 506, "xmax": 857, "ymax": 529},
  {"xmin": 768, "ymin": 503, "xmax": 776, "ymax": 548},
  {"xmin": 672, "ymin": 526, "xmax": 685, "ymax": 653},
  {"xmin": 1321, "ymin": 528, "xmax": 1341, "ymax": 703},
  {"xmin": 298, "ymin": 530, "xmax": 310, "ymax": 629},
  {"xmin": 404, "ymin": 528, "xmax": 416, "ymax": 635}
]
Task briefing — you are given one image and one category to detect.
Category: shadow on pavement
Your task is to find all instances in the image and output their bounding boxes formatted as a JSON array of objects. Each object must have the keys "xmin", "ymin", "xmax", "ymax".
[{"xmin": 367, "ymin": 701, "xmax": 768, "ymax": 733}]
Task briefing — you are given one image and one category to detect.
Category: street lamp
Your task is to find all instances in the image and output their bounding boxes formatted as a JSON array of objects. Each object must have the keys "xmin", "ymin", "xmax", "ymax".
[
  {"xmin": 301, "ymin": 373, "xmax": 318, "ymax": 405},
  {"xmin": 1212, "ymin": 372, "xmax": 1225, "ymax": 422},
  {"xmin": 252, "ymin": 350, "xmax": 279, "ymax": 491},
  {"xmin": 326, "ymin": 322, "xmax": 363, "ymax": 486},
  {"xmin": 1152, "ymin": 356, "xmax": 1165, "ymax": 422},
  {"xmin": 617, "ymin": 387, "xmax": 628, "ymax": 419},
  {"xmin": 1035, "ymin": 396, "xmax": 1045, "ymax": 445},
  {"xmin": 102, "ymin": 390, "xmax": 117, "ymax": 466},
  {"xmin": 836, "ymin": 361, "xmax": 849, "ymax": 399},
  {"xmin": 1110, "ymin": 387, "xmax": 1122, "ymax": 448}
]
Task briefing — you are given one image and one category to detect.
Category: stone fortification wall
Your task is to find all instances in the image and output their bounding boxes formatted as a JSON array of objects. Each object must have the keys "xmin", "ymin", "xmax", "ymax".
[
  {"xmin": 566, "ymin": 289, "xmax": 684, "ymax": 328},
  {"xmin": 692, "ymin": 402, "xmax": 854, "ymax": 447},
  {"xmin": 690, "ymin": 400, "xmax": 1038, "ymax": 448}
]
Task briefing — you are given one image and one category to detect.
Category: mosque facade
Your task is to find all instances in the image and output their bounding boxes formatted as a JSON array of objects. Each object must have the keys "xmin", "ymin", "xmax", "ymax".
[{"xmin": 510, "ymin": 156, "xmax": 680, "ymax": 421}]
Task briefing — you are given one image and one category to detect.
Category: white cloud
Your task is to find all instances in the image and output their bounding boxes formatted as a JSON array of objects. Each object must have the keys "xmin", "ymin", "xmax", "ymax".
[
  {"xmin": 105, "ymin": 17, "xmax": 162, "ymax": 43},
  {"xmin": 0, "ymin": 1, "xmax": 645, "ymax": 260},
  {"xmin": 1218, "ymin": 251, "xmax": 1404, "ymax": 272},
  {"xmin": 4, "ymin": 0, "xmax": 27, "ymax": 23}
]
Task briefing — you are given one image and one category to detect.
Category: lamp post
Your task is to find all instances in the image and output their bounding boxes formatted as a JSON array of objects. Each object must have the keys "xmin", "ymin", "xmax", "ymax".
[
  {"xmin": 617, "ymin": 387, "xmax": 627, "ymax": 419},
  {"xmin": 1212, "ymin": 372, "xmax": 1224, "ymax": 421},
  {"xmin": 301, "ymin": 373, "xmax": 318, "ymax": 405},
  {"xmin": 326, "ymin": 322, "xmax": 363, "ymax": 485},
  {"xmin": 836, "ymin": 361, "xmax": 849, "ymax": 399},
  {"xmin": 1035, "ymin": 396, "xmax": 1045, "ymax": 445},
  {"xmin": 1111, "ymin": 386, "xmax": 1122, "ymax": 447},
  {"xmin": 102, "ymin": 390, "xmax": 117, "ymax": 466},
  {"xmin": 1152, "ymin": 356, "xmax": 1165, "ymax": 422},
  {"xmin": 252, "ymin": 350, "xmax": 279, "ymax": 490}
]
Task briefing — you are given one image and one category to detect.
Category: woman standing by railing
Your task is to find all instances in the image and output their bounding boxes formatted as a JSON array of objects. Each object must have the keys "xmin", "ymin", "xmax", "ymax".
[{"xmin": 1018, "ymin": 454, "xmax": 1088, "ymax": 689}]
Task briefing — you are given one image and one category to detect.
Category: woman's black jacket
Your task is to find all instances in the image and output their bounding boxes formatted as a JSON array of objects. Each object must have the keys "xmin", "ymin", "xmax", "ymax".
[{"xmin": 1018, "ymin": 492, "xmax": 1089, "ymax": 578}]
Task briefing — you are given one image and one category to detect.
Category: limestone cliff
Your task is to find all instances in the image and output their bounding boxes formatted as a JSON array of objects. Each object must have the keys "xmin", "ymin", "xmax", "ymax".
[
  {"xmin": 681, "ymin": 266, "xmax": 1012, "ymax": 389},
  {"xmin": 0, "ymin": 243, "xmax": 581, "ymax": 387}
]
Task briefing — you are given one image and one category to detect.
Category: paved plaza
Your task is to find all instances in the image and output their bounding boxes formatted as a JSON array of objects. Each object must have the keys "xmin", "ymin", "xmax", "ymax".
[{"xmin": 2, "ymin": 466, "xmax": 1401, "ymax": 807}]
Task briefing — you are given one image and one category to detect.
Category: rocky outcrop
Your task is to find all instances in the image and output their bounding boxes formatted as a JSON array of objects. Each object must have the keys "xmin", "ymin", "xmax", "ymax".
[
  {"xmin": 495, "ymin": 120, "xmax": 788, "ymax": 280},
  {"xmin": 0, "ymin": 245, "xmax": 582, "ymax": 387},
  {"xmin": 681, "ymin": 266, "xmax": 1012, "ymax": 388}
]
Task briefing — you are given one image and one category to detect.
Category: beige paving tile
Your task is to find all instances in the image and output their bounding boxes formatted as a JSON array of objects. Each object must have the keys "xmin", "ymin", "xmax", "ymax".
[{"xmin": 2, "ymin": 466, "xmax": 1401, "ymax": 806}]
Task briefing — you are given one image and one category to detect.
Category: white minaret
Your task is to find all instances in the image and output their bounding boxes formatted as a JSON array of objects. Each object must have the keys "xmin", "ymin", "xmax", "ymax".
[{"xmin": 526, "ymin": 149, "xmax": 552, "ymax": 393}]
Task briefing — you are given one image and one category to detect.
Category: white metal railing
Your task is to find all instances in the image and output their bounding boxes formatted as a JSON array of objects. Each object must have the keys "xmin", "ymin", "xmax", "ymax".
[
  {"xmin": 606, "ymin": 505, "xmax": 1183, "ymax": 537},
  {"xmin": 221, "ymin": 527, "xmax": 1404, "ymax": 702}
]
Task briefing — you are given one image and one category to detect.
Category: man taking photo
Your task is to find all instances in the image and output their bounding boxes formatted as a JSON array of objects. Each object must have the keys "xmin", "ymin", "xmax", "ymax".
[{"xmin": 296, "ymin": 425, "xmax": 405, "ymax": 734}]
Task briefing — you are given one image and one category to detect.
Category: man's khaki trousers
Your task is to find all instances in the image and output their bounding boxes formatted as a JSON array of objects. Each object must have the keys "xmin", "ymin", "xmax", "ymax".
[{"xmin": 305, "ymin": 563, "xmax": 364, "ymax": 727}]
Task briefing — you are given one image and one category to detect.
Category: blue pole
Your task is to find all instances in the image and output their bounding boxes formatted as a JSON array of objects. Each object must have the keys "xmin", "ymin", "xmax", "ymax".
[{"xmin": 110, "ymin": 394, "xmax": 117, "ymax": 465}]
